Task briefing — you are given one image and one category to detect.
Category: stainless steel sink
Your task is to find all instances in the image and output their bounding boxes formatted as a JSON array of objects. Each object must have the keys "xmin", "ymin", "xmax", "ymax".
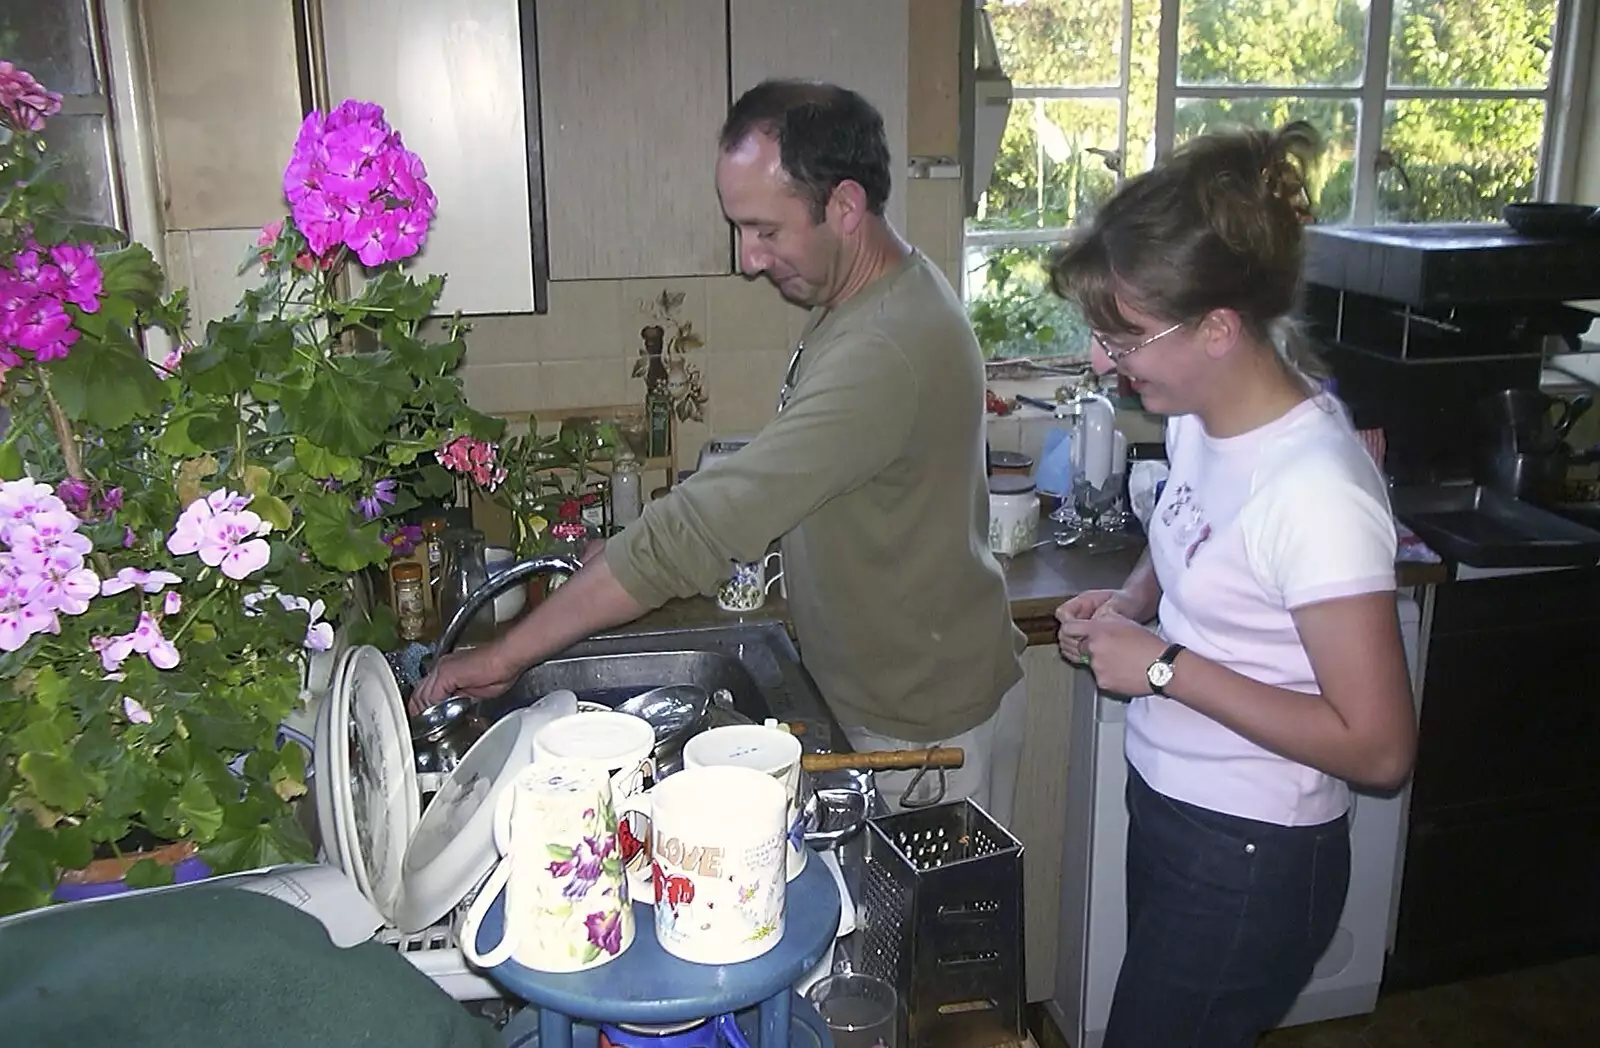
[
  {"xmin": 475, "ymin": 621, "xmax": 848, "ymax": 752},
  {"xmin": 498, "ymin": 649, "xmax": 774, "ymax": 724}
]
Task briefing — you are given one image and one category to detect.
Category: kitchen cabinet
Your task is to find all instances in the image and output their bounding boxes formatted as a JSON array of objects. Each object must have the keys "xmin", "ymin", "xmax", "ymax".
[
  {"xmin": 1387, "ymin": 566, "xmax": 1600, "ymax": 989},
  {"xmin": 1011, "ymin": 642, "xmax": 1082, "ymax": 1003},
  {"xmin": 143, "ymin": 0, "xmax": 303, "ymax": 231},
  {"xmin": 537, "ymin": 0, "xmax": 729, "ymax": 281},
  {"xmin": 320, "ymin": 0, "xmax": 542, "ymax": 314},
  {"xmin": 729, "ymin": 0, "xmax": 910, "ymax": 236}
]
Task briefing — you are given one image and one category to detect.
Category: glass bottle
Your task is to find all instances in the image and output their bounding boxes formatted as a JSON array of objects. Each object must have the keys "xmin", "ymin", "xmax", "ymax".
[
  {"xmin": 610, "ymin": 451, "xmax": 643, "ymax": 529},
  {"xmin": 391, "ymin": 561, "xmax": 428, "ymax": 642},
  {"xmin": 436, "ymin": 528, "xmax": 496, "ymax": 647}
]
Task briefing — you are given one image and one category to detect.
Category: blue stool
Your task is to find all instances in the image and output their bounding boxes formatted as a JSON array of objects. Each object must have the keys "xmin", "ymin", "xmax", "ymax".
[{"xmin": 477, "ymin": 856, "xmax": 841, "ymax": 1048}]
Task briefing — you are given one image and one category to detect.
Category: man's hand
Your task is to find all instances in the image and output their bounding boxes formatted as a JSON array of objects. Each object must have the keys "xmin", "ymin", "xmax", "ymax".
[
  {"xmin": 409, "ymin": 643, "xmax": 520, "ymax": 714},
  {"xmin": 1055, "ymin": 614, "xmax": 1168, "ymax": 696}
]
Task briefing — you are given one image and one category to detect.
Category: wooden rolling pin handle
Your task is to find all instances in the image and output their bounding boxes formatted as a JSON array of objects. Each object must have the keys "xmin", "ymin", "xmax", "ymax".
[{"xmin": 801, "ymin": 747, "xmax": 966, "ymax": 773}]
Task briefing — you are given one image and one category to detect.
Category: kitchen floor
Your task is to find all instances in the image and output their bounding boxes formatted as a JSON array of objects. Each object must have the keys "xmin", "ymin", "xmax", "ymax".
[{"xmin": 1256, "ymin": 953, "xmax": 1600, "ymax": 1048}]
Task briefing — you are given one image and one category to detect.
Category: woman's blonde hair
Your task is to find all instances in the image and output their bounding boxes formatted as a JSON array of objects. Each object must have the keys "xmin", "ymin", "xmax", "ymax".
[{"xmin": 1049, "ymin": 120, "xmax": 1326, "ymax": 378}]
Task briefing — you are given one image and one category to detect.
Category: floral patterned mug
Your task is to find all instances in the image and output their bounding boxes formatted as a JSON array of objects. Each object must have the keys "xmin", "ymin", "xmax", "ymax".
[
  {"xmin": 716, "ymin": 552, "xmax": 784, "ymax": 612},
  {"xmin": 460, "ymin": 763, "xmax": 634, "ymax": 972}
]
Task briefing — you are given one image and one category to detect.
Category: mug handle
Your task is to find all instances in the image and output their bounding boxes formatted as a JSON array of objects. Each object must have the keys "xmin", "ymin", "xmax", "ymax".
[
  {"xmin": 459, "ymin": 856, "xmax": 517, "ymax": 969},
  {"xmin": 616, "ymin": 789, "xmax": 656, "ymax": 904},
  {"xmin": 762, "ymin": 551, "xmax": 784, "ymax": 594}
]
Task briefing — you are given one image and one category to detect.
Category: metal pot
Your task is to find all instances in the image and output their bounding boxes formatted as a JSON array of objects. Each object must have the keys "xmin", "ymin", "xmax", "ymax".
[{"xmin": 409, "ymin": 696, "xmax": 489, "ymax": 776}]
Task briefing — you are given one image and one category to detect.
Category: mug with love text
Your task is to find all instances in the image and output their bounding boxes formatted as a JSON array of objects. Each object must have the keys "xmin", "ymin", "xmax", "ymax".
[
  {"xmin": 460, "ymin": 763, "xmax": 633, "ymax": 972},
  {"xmin": 681, "ymin": 722, "xmax": 807, "ymax": 882},
  {"xmin": 622, "ymin": 765, "xmax": 788, "ymax": 965},
  {"xmin": 533, "ymin": 711, "xmax": 657, "ymax": 902}
]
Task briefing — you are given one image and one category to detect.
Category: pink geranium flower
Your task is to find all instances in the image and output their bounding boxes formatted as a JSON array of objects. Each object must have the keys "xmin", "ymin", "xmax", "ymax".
[
  {"xmin": 100, "ymin": 611, "xmax": 180, "ymax": 672},
  {"xmin": 0, "ymin": 62, "xmax": 64, "ymax": 133}
]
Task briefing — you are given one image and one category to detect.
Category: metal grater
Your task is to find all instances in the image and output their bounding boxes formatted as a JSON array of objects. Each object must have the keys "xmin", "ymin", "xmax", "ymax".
[{"xmin": 857, "ymin": 800, "xmax": 1025, "ymax": 1048}]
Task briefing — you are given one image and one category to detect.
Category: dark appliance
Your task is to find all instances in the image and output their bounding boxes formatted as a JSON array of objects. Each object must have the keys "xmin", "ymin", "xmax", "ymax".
[{"xmin": 1303, "ymin": 223, "xmax": 1600, "ymax": 990}]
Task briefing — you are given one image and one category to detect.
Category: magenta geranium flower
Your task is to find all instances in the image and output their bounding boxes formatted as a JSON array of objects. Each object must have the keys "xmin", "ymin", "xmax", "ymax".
[
  {"xmin": 281, "ymin": 99, "xmax": 436, "ymax": 267},
  {"xmin": 167, "ymin": 489, "xmax": 272, "ymax": 580},
  {"xmin": 0, "ymin": 62, "xmax": 63, "ymax": 133}
]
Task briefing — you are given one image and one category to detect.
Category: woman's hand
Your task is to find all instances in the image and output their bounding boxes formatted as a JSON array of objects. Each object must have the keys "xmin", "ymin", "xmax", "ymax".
[
  {"xmin": 1054, "ymin": 589, "xmax": 1146, "ymax": 662},
  {"xmin": 1055, "ymin": 614, "xmax": 1169, "ymax": 696}
]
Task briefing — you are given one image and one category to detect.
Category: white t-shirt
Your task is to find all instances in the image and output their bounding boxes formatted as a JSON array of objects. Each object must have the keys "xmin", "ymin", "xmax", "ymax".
[{"xmin": 1125, "ymin": 394, "xmax": 1398, "ymax": 826}]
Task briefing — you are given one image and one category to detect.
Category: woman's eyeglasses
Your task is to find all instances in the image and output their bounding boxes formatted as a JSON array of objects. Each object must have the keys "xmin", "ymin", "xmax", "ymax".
[{"xmin": 1091, "ymin": 321, "xmax": 1184, "ymax": 363}]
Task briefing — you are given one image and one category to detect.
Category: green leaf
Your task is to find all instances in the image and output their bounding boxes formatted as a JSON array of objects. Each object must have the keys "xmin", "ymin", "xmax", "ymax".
[
  {"xmin": 345, "ymin": 603, "xmax": 397, "ymax": 651},
  {"xmin": 280, "ymin": 356, "xmax": 408, "ymax": 458},
  {"xmin": 18, "ymin": 752, "xmax": 95, "ymax": 812},
  {"xmin": 183, "ymin": 319, "xmax": 263, "ymax": 396},
  {"xmin": 98, "ymin": 242, "xmax": 166, "ymax": 310},
  {"xmin": 293, "ymin": 439, "xmax": 364, "ymax": 483},
  {"xmin": 253, "ymin": 494, "xmax": 294, "ymax": 531},
  {"xmin": 50, "ymin": 822, "xmax": 95, "ymax": 871},
  {"xmin": 177, "ymin": 776, "xmax": 225, "ymax": 840},
  {"xmin": 299, "ymin": 492, "xmax": 389, "ymax": 572},
  {"xmin": 547, "ymin": 843, "xmax": 576, "ymax": 861},
  {"xmin": 44, "ymin": 335, "xmax": 167, "ymax": 428},
  {"xmin": 411, "ymin": 463, "xmax": 456, "ymax": 499},
  {"xmin": 154, "ymin": 412, "xmax": 210, "ymax": 457},
  {"xmin": 122, "ymin": 858, "xmax": 176, "ymax": 890},
  {"xmin": 201, "ymin": 808, "xmax": 312, "ymax": 874},
  {"xmin": 0, "ymin": 442, "xmax": 21, "ymax": 480}
]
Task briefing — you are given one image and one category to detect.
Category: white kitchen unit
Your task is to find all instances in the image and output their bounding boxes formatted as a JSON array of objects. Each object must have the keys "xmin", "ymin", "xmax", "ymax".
[
  {"xmin": 1051, "ymin": 595, "xmax": 1428, "ymax": 1048},
  {"xmin": 320, "ymin": 0, "xmax": 541, "ymax": 314}
]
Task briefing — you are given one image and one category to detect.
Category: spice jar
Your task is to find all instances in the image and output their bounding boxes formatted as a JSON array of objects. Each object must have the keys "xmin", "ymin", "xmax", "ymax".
[
  {"xmin": 610, "ymin": 451, "xmax": 643, "ymax": 529},
  {"xmin": 392, "ymin": 561, "xmax": 428, "ymax": 641},
  {"xmin": 988, "ymin": 474, "xmax": 1039, "ymax": 556}
]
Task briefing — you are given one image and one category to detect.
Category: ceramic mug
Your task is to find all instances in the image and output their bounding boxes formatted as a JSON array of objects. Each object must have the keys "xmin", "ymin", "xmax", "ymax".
[
  {"xmin": 681, "ymin": 722, "xmax": 807, "ymax": 882},
  {"xmin": 460, "ymin": 763, "xmax": 634, "ymax": 972},
  {"xmin": 533, "ymin": 710, "xmax": 657, "ymax": 902},
  {"xmin": 716, "ymin": 552, "xmax": 783, "ymax": 613},
  {"xmin": 619, "ymin": 765, "xmax": 788, "ymax": 965}
]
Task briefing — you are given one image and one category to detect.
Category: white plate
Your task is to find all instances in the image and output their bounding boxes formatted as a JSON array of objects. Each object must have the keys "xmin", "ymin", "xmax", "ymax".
[
  {"xmin": 391, "ymin": 705, "xmax": 542, "ymax": 934},
  {"xmin": 311, "ymin": 658, "xmax": 345, "ymax": 871},
  {"xmin": 328, "ymin": 648, "xmax": 363, "ymax": 896},
  {"xmin": 339, "ymin": 645, "xmax": 419, "ymax": 922}
]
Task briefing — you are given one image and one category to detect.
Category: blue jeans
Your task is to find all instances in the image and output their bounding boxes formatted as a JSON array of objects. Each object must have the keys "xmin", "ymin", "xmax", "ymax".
[{"xmin": 1104, "ymin": 767, "xmax": 1351, "ymax": 1048}]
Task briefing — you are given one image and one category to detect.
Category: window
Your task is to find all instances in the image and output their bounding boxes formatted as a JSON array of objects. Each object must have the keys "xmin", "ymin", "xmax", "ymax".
[
  {"xmin": 0, "ymin": 0, "xmax": 122, "ymax": 229},
  {"xmin": 966, "ymin": 0, "xmax": 1579, "ymax": 360}
]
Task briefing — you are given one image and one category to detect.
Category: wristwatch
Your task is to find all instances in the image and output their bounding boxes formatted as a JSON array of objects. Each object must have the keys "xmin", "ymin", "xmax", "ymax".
[{"xmin": 1146, "ymin": 643, "xmax": 1185, "ymax": 696}]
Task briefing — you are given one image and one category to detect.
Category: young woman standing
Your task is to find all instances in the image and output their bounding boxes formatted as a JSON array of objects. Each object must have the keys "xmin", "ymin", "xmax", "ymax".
[{"xmin": 1050, "ymin": 123, "xmax": 1417, "ymax": 1048}]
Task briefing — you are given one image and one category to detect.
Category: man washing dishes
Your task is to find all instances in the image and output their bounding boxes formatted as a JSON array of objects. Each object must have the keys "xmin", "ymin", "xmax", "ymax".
[{"xmin": 413, "ymin": 80, "xmax": 1027, "ymax": 822}]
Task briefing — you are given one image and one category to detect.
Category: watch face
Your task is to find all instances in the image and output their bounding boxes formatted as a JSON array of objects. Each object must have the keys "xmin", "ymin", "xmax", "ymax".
[{"xmin": 1148, "ymin": 660, "xmax": 1175, "ymax": 689}]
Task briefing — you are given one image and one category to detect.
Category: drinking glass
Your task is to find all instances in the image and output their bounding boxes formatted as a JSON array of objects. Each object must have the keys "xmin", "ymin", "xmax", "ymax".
[{"xmin": 805, "ymin": 971, "xmax": 898, "ymax": 1048}]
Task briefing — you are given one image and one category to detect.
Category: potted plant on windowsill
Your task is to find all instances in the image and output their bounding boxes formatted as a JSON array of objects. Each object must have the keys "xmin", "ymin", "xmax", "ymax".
[
  {"xmin": 0, "ymin": 64, "xmax": 501, "ymax": 914},
  {"xmin": 437, "ymin": 417, "xmax": 621, "ymax": 605}
]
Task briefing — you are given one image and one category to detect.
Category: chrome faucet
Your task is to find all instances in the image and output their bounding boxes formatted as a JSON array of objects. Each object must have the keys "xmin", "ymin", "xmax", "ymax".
[{"xmin": 434, "ymin": 554, "xmax": 584, "ymax": 657}]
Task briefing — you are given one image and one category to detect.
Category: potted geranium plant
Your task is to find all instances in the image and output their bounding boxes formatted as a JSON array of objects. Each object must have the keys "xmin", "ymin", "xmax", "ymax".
[
  {"xmin": 0, "ymin": 62, "xmax": 501, "ymax": 914},
  {"xmin": 437, "ymin": 417, "xmax": 621, "ymax": 564}
]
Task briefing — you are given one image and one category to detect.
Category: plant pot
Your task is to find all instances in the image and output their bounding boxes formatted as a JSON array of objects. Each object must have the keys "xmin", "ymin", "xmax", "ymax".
[{"xmin": 52, "ymin": 840, "xmax": 212, "ymax": 904}]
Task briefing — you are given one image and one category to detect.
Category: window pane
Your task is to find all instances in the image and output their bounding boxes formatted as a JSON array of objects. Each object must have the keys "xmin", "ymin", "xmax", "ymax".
[
  {"xmin": 1377, "ymin": 98, "xmax": 1543, "ymax": 222},
  {"xmin": 965, "ymin": 244, "xmax": 1091, "ymax": 361},
  {"xmin": 39, "ymin": 113, "xmax": 117, "ymax": 227},
  {"xmin": 0, "ymin": 0, "xmax": 98, "ymax": 95},
  {"xmin": 1174, "ymin": 97, "xmax": 1358, "ymax": 224},
  {"xmin": 973, "ymin": 98, "xmax": 1123, "ymax": 232},
  {"xmin": 989, "ymin": 0, "xmax": 1128, "ymax": 88},
  {"xmin": 1178, "ymin": 0, "xmax": 1366, "ymax": 88},
  {"xmin": 1389, "ymin": 0, "xmax": 1557, "ymax": 90}
]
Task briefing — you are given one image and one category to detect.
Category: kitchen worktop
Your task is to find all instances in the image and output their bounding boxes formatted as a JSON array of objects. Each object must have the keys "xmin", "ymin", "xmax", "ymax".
[{"xmin": 605, "ymin": 538, "xmax": 1447, "ymax": 649}]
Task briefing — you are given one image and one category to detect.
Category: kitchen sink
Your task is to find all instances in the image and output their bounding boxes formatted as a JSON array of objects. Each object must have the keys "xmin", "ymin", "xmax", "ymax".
[
  {"xmin": 473, "ymin": 621, "xmax": 848, "ymax": 753},
  {"xmin": 488, "ymin": 649, "xmax": 774, "ymax": 725}
]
